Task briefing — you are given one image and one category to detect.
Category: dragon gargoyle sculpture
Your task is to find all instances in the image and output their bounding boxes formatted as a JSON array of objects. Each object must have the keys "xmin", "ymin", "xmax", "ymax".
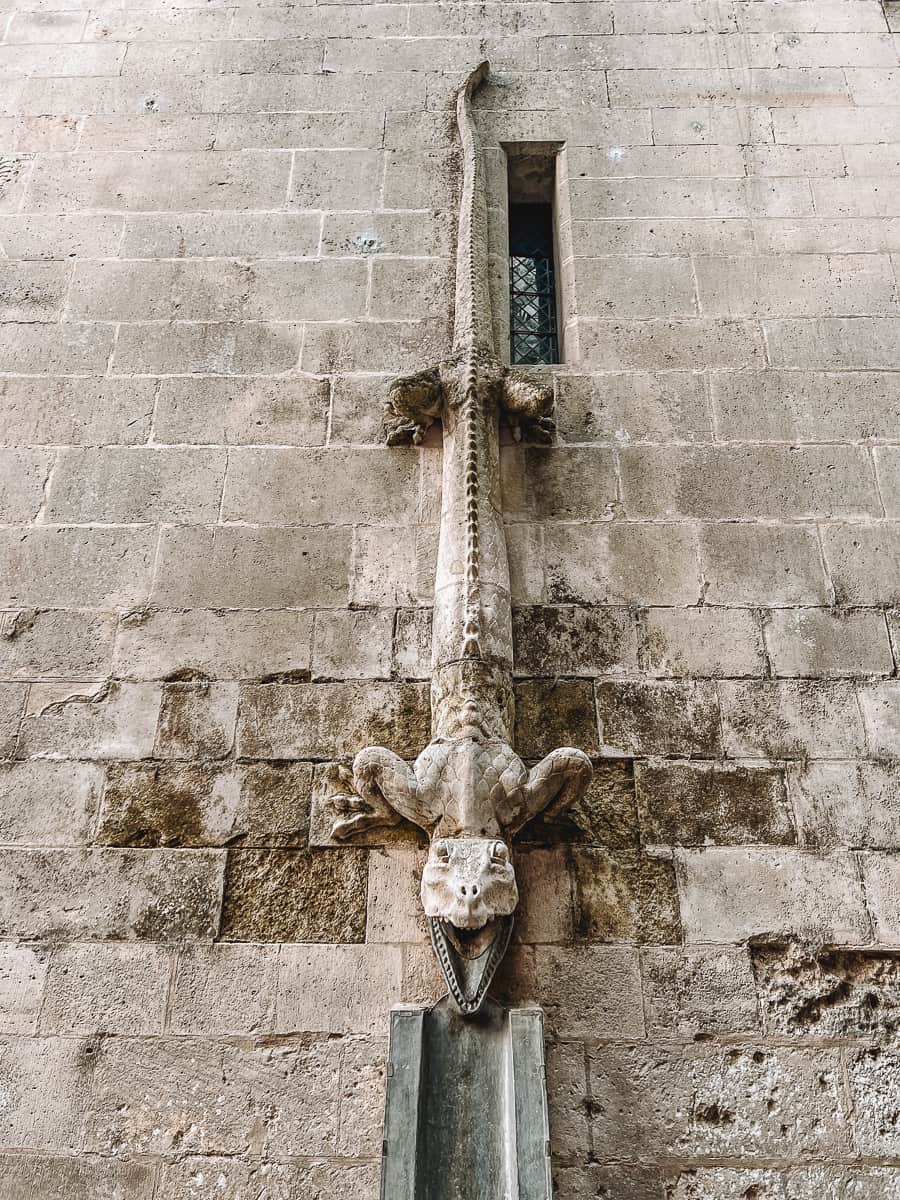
[{"xmin": 328, "ymin": 62, "xmax": 593, "ymax": 1016}]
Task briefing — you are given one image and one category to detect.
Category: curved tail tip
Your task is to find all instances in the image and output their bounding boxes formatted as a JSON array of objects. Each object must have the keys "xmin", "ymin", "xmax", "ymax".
[{"xmin": 468, "ymin": 60, "xmax": 490, "ymax": 89}]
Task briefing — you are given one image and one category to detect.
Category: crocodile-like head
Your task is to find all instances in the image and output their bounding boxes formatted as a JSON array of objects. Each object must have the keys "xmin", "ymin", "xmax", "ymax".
[{"xmin": 421, "ymin": 837, "xmax": 518, "ymax": 1015}]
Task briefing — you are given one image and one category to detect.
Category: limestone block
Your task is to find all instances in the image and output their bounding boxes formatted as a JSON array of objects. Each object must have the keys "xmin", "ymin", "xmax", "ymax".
[
  {"xmin": 555, "ymin": 1165, "xmax": 664, "ymax": 1200},
  {"xmin": 159, "ymin": 1158, "xmax": 379, "ymax": 1200},
  {"xmin": 862, "ymin": 853, "xmax": 900, "ymax": 942},
  {"xmin": 641, "ymin": 606, "xmax": 766, "ymax": 677},
  {"xmin": 546, "ymin": 1041, "xmax": 589, "ymax": 1162},
  {"xmin": 323, "ymin": 211, "xmax": 452, "ymax": 259},
  {"xmin": 774, "ymin": 106, "xmax": 900, "ymax": 144},
  {"xmin": 85, "ymin": 1036, "xmax": 342, "ymax": 1156},
  {"xmin": 753, "ymin": 944, "xmax": 900, "ymax": 1040},
  {"xmin": 0, "ymin": 944, "xmax": 48, "ymax": 1035},
  {"xmin": 0, "ymin": 848, "xmax": 224, "ymax": 941},
  {"xmin": 636, "ymin": 762, "xmax": 794, "ymax": 846},
  {"xmin": 520, "ymin": 758, "xmax": 639, "ymax": 850},
  {"xmin": 755, "ymin": 218, "xmax": 900, "ymax": 256},
  {"xmin": 875, "ymin": 447, "xmax": 900, "ymax": 518},
  {"xmin": 350, "ymin": 525, "xmax": 421, "ymax": 607},
  {"xmin": 736, "ymin": 1, "xmax": 888, "ymax": 32},
  {"xmin": 651, "ymin": 105, "xmax": 772, "ymax": 145},
  {"xmin": 112, "ymin": 321, "xmax": 301, "ymax": 375},
  {"xmin": 0, "ymin": 322, "xmax": 114, "ymax": 374},
  {"xmin": 0, "ymin": 378, "xmax": 154, "ymax": 445},
  {"xmin": 507, "ymin": 944, "xmax": 644, "ymax": 1039},
  {"xmin": 642, "ymin": 946, "xmax": 759, "ymax": 1037},
  {"xmin": 573, "ymin": 848, "xmax": 681, "ymax": 944},
  {"xmin": 224, "ymin": 448, "xmax": 419, "ymax": 525},
  {"xmin": 153, "ymin": 376, "xmax": 328, "ymax": 446},
  {"xmin": 514, "ymin": 678, "xmax": 600, "ymax": 757},
  {"xmin": 365, "ymin": 846, "xmax": 427, "ymax": 943},
  {"xmin": 276, "ymin": 944, "xmax": 402, "ymax": 1033},
  {"xmin": 589, "ymin": 1044, "xmax": 851, "ymax": 1159},
  {"xmin": 766, "ymin": 318, "xmax": 900, "ymax": 370},
  {"xmin": 573, "ymin": 255, "xmax": 698, "ymax": 319},
  {"xmin": 155, "ymin": 682, "xmax": 239, "ymax": 759},
  {"xmin": 70, "ymin": 260, "xmax": 257, "ymax": 322},
  {"xmin": 502, "ymin": 446, "xmax": 617, "ymax": 522},
  {"xmin": 121, "ymin": 211, "xmax": 321, "ymax": 258},
  {"xmin": 576, "ymin": 215, "xmax": 754, "ymax": 257},
  {"xmin": 289, "ymin": 149, "xmax": 383, "ymax": 209},
  {"xmin": 152, "ymin": 527, "xmax": 349, "ymax": 609},
  {"xmin": 0, "ymin": 528, "xmax": 155, "ymax": 608},
  {"xmin": 570, "ymin": 175, "xmax": 813, "ymax": 220},
  {"xmin": 847, "ymin": 1047, "xmax": 900, "ymax": 1155},
  {"xmin": 0, "ymin": 449, "xmax": 52, "ymax": 524},
  {"xmin": 814, "ymin": 177, "xmax": 900, "ymax": 218},
  {"xmin": 40, "ymin": 942, "xmax": 170, "ymax": 1035},
  {"xmin": 113, "ymin": 608, "xmax": 314, "ymax": 681},
  {"xmin": 719, "ymin": 680, "xmax": 866, "ymax": 757},
  {"xmin": 0, "ymin": 760, "xmax": 102, "ymax": 844},
  {"xmin": 0, "ymin": 682, "xmax": 24, "ymax": 756},
  {"xmin": 511, "ymin": 605, "xmax": 638, "ymax": 677},
  {"xmin": 369, "ymin": 259, "xmax": 453, "ymax": 322},
  {"xmin": 677, "ymin": 848, "xmax": 870, "ymax": 943},
  {"xmin": 514, "ymin": 848, "xmax": 575, "ymax": 944},
  {"xmin": 392, "ymin": 607, "xmax": 432, "ymax": 679},
  {"xmin": 0, "ymin": 1036, "xmax": 95, "ymax": 1151},
  {"xmin": 789, "ymin": 761, "xmax": 900, "ymax": 850},
  {"xmin": 170, "ymin": 943, "xmax": 278, "ymax": 1035},
  {"xmin": 19, "ymin": 681, "xmax": 161, "ymax": 760},
  {"xmin": 0, "ymin": 262, "xmax": 69, "ymax": 322},
  {"xmin": 215, "ymin": 110, "xmax": 384, "ymax": 150},
  {"xmin": 0, "ymin": 609, "xmax": 115, "ymax": 681},
  {"xmin": 825, "ymin": 525, "xmax": 900, "ymax": 605},
  {"xmin": 596, "ymin": 680, "xmax": 721, "ymax": 757},
  {"xmin": 555, "ymin": 371, "xmax": 712, "ymax": 443},
  {"xmin": 301, "ymin": 319, "xmax": 449, "ymax": 376},
  {"xmin": 621, "ymin": 445, "xmax": 879, "ymax": 520},
  {"xmin": 766, "ymin": 608, "xmax": 893, "ymax": 677},
  {"xmin": 337, "ymin": 1036, "xmax": 387, "ymax": 1157},
  {"xmin": 25, "ymin": 150, "xmax": 291, "ymax": 211},
  {"xmin": 220, "ymin": 848, "xmax": 367, "ymax": 942},
  {"xmin": 0, "ymin": 44, "xmax": 124, "ymax": 77},
  {"xmin": 236, "ymin": 682, "xmax": 429, "ymax": 759},
  {"xmin": 0, "ymin": 1155, "xmax": 154, "ymax": 1200},
  {"xmin": 578, "ymin": 319, "xmax": 765, "ymax": 371},
  {"xmin": 544, "ymin": 523, "xmax": 702, "ymax": 606},
  {"xmin": 696, "ymin": 253, "xmax": 899, "ymax": 316}
]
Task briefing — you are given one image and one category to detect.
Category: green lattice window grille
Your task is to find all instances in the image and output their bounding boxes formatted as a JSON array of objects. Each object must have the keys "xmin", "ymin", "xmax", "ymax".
[{"xmin": 509, "ymin": 203, "xmax": 559, "ymax": 365}]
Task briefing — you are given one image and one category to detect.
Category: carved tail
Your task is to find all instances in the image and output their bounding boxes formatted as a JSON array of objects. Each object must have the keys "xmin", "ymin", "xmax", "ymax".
[{"xmin": 452, "ymin": 62, "xmax": 495, "ymax": 357}]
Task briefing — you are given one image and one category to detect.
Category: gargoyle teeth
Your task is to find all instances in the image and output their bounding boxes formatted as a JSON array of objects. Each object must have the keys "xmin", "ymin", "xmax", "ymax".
[{"xmin": 429, "ymin": 915, "xmax": 514, "ymax": 1017}]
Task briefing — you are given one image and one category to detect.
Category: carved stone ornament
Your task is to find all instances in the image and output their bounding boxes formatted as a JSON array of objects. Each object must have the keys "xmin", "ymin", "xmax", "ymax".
[{"xmin": 329, "ymin": 62, "xmax": 593, "ymax": 1016}]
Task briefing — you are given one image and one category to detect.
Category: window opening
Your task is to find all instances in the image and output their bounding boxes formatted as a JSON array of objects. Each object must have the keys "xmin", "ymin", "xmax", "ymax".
[{"xmin": 506, "ymin": 147, "xmax": 561, "ymax": 366}]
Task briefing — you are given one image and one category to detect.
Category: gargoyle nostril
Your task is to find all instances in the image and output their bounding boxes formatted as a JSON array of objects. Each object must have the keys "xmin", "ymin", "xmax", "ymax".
[
  {"xmin": 471, "ymin": 885, "xmax": 479, "ymax": 897},
  {"xmin": 460, "ymin": 885, "xmax": 467, "ymax": 896}
]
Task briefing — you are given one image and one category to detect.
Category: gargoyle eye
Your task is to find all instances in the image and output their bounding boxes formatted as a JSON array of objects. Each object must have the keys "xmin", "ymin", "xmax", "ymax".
[
  {"xmin": 434, "ymin": 840, "xmax": 450, "ymax": 862},
  {"xmin": 491, "ymin": 841, "xmax": 509, "ymax": 864}
]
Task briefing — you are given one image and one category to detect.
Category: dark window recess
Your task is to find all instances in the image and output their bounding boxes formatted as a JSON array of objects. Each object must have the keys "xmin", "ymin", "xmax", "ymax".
[{"xmin": 508, "ymin": 202, "xmax": 559, "ymax": 365}]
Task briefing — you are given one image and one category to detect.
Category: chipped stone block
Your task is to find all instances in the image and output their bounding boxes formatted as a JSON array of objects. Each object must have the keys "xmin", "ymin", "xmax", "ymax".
[
  {"xmin": 513, "ymin": 678, "xmax": 600, "ymax": 758},
  {"xmin": 221, "ymin": 848, "xmax": 367, "ymax": 942},
  {"xmin": 0, "ymin": 943, "xmax": 48, "ymax": 1035},
  {"xmin": 573, "ymin": 848, "xmax": 681, "ymax": 943},
  {"xmin": 0, "ymin": 848, "xmax": 224, "ymax": 942},
  {"xmin": 337, "ymin": 1036, "xmax": 387, "ymax": 1158},
  {"xmin": 511, "ymin": 605, "xmax": 639, "ymax": 676},
  {"xmin": 0, "ymin": 759, "xmax": 101, "ymax": 844},
  {"xmin": 589, "ymin": 1044, "xmax": 851, "ymax": 1160},
  {"xmin": 113, "ymin": 608, "xmax": 314, "ymax": 682},
  {"xmin": 636, "ymin": 761, "xmax": 794, "ymax": 847},
  {"xmin": 170, "ymin": 943, "xmax": 278, "ymax": 1035},
  {"xmin": 596, "ymin": 680, "xmax": 721, "ymax": 757},
  {"xmin": 40, "ymin": 942, "xmax": 170, "ymax": 1035},
  {"xmin": 753, "ymin": 944, "xmax": 900, "ymax": 1040},
  {"xmin": 0, "ymin": 1036, "xmax": 95, "ymax": 1151},
  {"xmin": 847, "ymin": 1047, "xmax": 900, "ymax": 1156},
  {"xmin": 278, "ymin": 944, "xmax": 400, "ymax": 1034},
  {"xmin": 0, "ymin": 1155, "xmax": 155, "ymax": 1200},
  {"xmin": 237, "ymin": 682, "xmax": 430, "ymax": 760},
  {"xmin": 677, "ymin": 848, "xmax": 870, "ymax": 944},
  {"xmin": 154, "ymin": 682, "xmax": 239, "ymax": 759},
  {"xmin": 642, "ymin": 946, "xmax": 759, "ymax": 1037},
  {"xmin": 0, "ymin": 609, "xmax": 116, "ymax": 681},
  {"xmin": 18, "ymin": 681, "xmax": 161, "ymax": 761}
]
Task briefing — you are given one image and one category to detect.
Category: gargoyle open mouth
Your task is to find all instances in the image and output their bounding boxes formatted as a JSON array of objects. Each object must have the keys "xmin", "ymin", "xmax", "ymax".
[{"xmin": 429, "ymin": 914, "xmax": 514, "ymax": 1016}]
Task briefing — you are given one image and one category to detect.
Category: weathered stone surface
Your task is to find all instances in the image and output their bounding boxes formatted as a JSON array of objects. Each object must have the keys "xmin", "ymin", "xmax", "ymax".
[
  {"xmin": 589, "ymin": 1044, "xmax": 851, "ymax": 1159},
  {"xmin": 596, "ymin": 681, "xmax": 722, "ymax": 757},
  {"xmin": 555, "ymin": 1165, "xmax": 664, "ymax": 1200},
  {"xmin": 0, "ymin": 760, "xmax": 102, "ymax": 844},
  {"xmin": 154, "ymin": 681, "xmax": 239, "ymax": 759},
  {"xmin": 237, "ymin": 682, "xmax": 430, "ymax": 760},
  {"xmin": 677, "ymin": 848, "xmax": 870, "ymax": 944},
  {"xmin": 0, "ymin": 609, "xmax": 116, "ymax": 681},
  {"xmin": 512, "ymin": 605, "xmax": 639, "ymax": 676},
  {"xmin": 0, "ymin": 1156, "xmax": 155, "ymax": 1200},
  {"xmin": 311, "ymin": 609, "xmax": 394, "ymax": 681},
  {"xmin": 0, "ymin": 528, "xmax": 155, "ymax": 609},
  {"xmin": 643, "ymin": 946, "xmax": 759, "ymax": 1037},
  {"xmin": 720, "ymin": 680, "xmax": 866, "ymax": 757},
  {"xmin": 862, "ymin": 852, "xmax": 900, "ymax": 942},
  {"xmin": 521, "ymin": 757, "xmax": 639, "ymax": 850},
  {"xmin": 765, "ymin": 607, "xmax": 893, "ymax": 678},
  {"xmin": 0, "ymin": 1036, "xmax": 95, "ymax": 1151},
  {"xmin": 636, "ymin": 762, "xmax": 794, "ymax": 846},
  {"xmin": 97, "ymin": 761, "xmax": 311, "ymax": 848},
  {"xmin": 753, "ymin": 944, "xmax": 900, "ymax": 1040},
  {"xmin": 0, "ymin": 848, "xmax": 224, "ymax": 942},
  {"xmin": 159, "ymin": 1158, "xmax": 380, "ymax": 1200},
  {"xmin": 40, "ymin": 942, "xmax": 170, "ymax": 1035},
  {"xmin": 514, "ymin": 679, "xmax": 600, "ymax": 757},
  {"xmin": 170, "ymin": 943, "xmax": 278, "ymax": 1035},
  {"xmin": 640, "ymin": 606, "xmax": 766, "ymax": 678},
  {"xmin": 221, "ymin": 849, "xmax": 368, "ymax": 942},
  {"xmin": 278, "ymin": 945, "xmax": 401, "ymax": 1034},
  {"xmin": 18, "ymin": 682, "xmax": 161, "ymax": 761},
  {"xmin": 0, "ymin": 943, "xmax": 48, "ymax": 1035},
  {"xmin": 789, "ymin": 761, "xmax": 900, "ymax": 850},
  {"xmin": 573, "ymin": 849, "xmax": 681, "ymax": 943}
]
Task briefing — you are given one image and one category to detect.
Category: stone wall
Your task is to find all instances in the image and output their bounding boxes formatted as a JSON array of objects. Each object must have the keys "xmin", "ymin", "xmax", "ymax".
[{"xmin": 2, "ymin": 1, "xmax": 900, "ymax": 1196}]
